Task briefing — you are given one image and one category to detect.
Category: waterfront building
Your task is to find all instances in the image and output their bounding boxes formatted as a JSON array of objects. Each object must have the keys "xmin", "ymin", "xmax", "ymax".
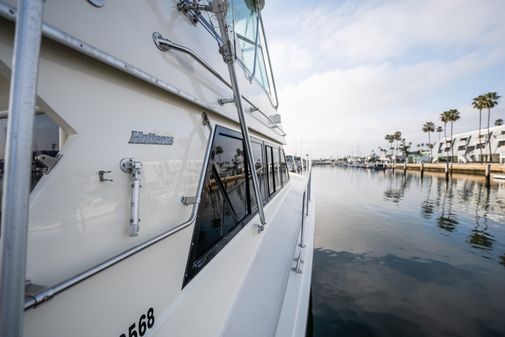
[
  {"xmin": 379, "ymin": 152, "xmax": 405, "ymax": 163},
  {"xmin": 432, "ymin": 125, "xmax": 505, "ymax": 163},
  {"xmin": 406, "ymin": 150, "xmax": 431, "ymax": 163}
]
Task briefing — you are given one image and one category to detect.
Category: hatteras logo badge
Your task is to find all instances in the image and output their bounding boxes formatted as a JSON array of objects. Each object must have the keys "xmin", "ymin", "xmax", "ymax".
[{"xmin": 129, "ymin": 131, "xmax": 174, "ymax": 145}]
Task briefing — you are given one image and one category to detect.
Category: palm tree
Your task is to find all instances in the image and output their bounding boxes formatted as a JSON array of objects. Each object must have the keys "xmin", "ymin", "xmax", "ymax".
[
  {"xmin": 385, "ymin": 134, "xmax": 394, "ymax": 156},
  {"xmin": 440, "ymin": 111, "xmax": 450, "ymax": 160},
  {"xmin": 446, "ymin": 109, "xmax": 460, "ymax": 162},
  {"xmin": 436, "ymin": 126, "xmax": 443, "ymax": 142},
  {"xmin": 484, "ymin": 92, "xmax": 501, "ymax": 162},
  {"xmin": 472, "ymin": 95, "xmax": 486, "ymax": 162},
  {"xmin": 495, "ymin": 119, "xmax": 503, "ymax": 126},
  {"xmin": 422, "ymin": 121, "xmax": 435, "ymax": 158},
  {"xmin": 393, "ymin": 131, "xmax": 402, "ymax": 160},
  {"xmin": 215, "ymin": 145, "xmax": 223, "ymax": 164}
]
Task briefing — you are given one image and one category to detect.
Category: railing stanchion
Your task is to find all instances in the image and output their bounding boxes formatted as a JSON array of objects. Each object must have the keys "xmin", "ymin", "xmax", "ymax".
[
  {"xmin": 299, "ymin": 191, "xmax": 306, "ymax": 248},
  {"xmin": 211, "ymin": 0, "xmax": 266, "ymax": 230},
  {"xmin": 0, "ymin": 0, "xmax": 45, "ymax": 335}
]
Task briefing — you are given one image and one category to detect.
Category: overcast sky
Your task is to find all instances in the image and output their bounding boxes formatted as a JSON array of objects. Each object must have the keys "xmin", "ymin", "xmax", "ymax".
[{"xmin": 262, "ymin": 0, "xmax": 505, "ymax": 158}]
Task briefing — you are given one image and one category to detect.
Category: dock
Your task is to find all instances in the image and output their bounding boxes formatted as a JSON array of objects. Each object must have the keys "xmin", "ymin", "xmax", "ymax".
[
  {"xmin": 389, "ymin": 162, "xmax": 505, "ymax": 187},
  {"xmin": 389, "ymin": 163, "xmax": 505, "ymax": 175}
]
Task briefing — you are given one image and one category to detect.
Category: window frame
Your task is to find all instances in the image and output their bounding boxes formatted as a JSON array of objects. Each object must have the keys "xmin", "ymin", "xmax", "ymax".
[
  {"xmin": 280, "ymin": 149, "xmax": 290, "ymax": 185},
  {"xmin": 183, "ymin": 126, "xmax": 288, "ymax": 286},
  {"xmin": 186, "ymin": 1, "xmax": 278, "ymax": 106}
]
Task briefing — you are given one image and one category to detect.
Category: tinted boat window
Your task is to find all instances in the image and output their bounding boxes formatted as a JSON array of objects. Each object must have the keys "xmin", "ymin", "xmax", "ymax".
[
  {"xmin": 250, "ymin": 141, "xmax": 266, "ymax": 211},
  {"xmin": 265, "ymin": 146, "xmax": 274, "ymax": 195},
  {"xmin": 273, "ymin": 147, "xmax": 281, "ymax": 190},
  {"xmin": 214, "ymin": 135, "xmax": 248, "ymax": 227},
  {"xmin": 185, "ymin": 126, "xmax": 287, "ymax": 285},
  {"xmin": 280, "ymin": 149, "xmax": 289, "ymax": 185},
  {"xmin": 190, "ymin": 132, "xmax": 247, "ymax": 261}
]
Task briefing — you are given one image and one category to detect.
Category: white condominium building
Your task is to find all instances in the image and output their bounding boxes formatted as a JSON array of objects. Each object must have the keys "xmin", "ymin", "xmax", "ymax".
[{"xmin": 433, "ymin": 125, "xmax": 505, "ymax": 163}]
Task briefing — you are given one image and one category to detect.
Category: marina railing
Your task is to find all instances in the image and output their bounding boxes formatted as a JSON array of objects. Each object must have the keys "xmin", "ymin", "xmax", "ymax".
[{"xmin": 293, "ymin": 162, "xmax": 312, "ymax": 274}]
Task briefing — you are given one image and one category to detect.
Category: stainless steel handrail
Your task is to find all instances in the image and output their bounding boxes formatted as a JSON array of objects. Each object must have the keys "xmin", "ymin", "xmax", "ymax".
[
  {"xmin": 0, "ymin": 2, "xmax": 286, "ymax": 137},
  {"xmin": 298, "ymin": 161, "xmax": 312, "ymax": 246},
  {"xmin": 292, "ymin": 159, "xmax": 312, "ymax": 274},
  {"xmin": 299, "ymin": 190, "xmax": 306, "ymax": 248},
  {"xmin": 153, "ymin": 32, "xmax": 231, "ymax": 90},
  {"xmin": 177, "ymin": 0, "xmax": 280, "ymax": 110},
  {"xmin": 0, "ymin": 0, "xmax": 44, "ymax": 333},
  {"xmin": 211, "ymin": 0, "xmax": 266, "ymax": 229},
  {"xmin": 24, "ymin": 113, "xmax": 215, "ymax": 310},
  {"xmin": 152, "ymin": 32, "xmax": 286, "ymax": 136}
]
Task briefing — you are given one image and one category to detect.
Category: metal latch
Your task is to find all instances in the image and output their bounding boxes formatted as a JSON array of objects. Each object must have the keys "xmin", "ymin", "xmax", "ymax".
[
  {"xmin": 181, "ymin": 196, "xmax": 198, "ymax": 206},
  {"xmin": 35, "ymin": 153, "xmax": 62, "ymax": 174},
  {"xmin": 120, "ymin": 158, "xmax": 142, "ymax": 237}
]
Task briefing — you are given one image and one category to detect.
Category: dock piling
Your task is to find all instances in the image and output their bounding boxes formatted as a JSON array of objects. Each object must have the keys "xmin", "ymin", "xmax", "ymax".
[{"xmin": 485, "ymin": 164, "xmax": 491, "ymax": 188}]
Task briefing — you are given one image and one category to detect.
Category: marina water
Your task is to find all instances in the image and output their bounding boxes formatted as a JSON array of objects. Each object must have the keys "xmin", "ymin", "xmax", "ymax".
[{"xmin": 309, "ymin": 166, "xmax": 505, "ymax": 337}]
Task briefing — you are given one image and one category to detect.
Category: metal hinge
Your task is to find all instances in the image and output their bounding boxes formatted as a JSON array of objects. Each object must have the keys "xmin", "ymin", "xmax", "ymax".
[
  {"xmin": 218, "ymin": 98, "xmax": 235, "ymax": 106},
  {"xmin": 181, "ymin": 196, "xmax": 198, "ymax": 206},
  {"xmin": 35, "ymin": 153, "xmax": 62, "ymax": 174},
  {"xmin": 176, "ymin": 0, "xmax": 210, "ymax": 25}
]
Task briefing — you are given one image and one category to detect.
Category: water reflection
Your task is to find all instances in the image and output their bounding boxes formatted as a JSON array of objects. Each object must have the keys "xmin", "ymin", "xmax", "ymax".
[
  {"xmin": 383, "ymin": 172, "xmax": 412, "ymax": 203},
  {"xmin": 311, "ymin": 248, "xmax": 505, "ymax": 337},
  {"xmin": 311, "ymin": 167, "xmax": 505, "ymax": 337},
  {"xmin": 385, "ymin": 171, "xmax": 505, "ymax": 263}
]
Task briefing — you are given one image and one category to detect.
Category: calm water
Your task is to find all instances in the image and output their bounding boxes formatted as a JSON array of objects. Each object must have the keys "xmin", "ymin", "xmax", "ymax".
[{"xmin": 310, "ymin": 167, "xmax": 505, "ymax": 337}]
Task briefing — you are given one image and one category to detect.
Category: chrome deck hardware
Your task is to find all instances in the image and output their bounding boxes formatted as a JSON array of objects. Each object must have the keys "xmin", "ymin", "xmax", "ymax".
[
  {"xmin": 120, "ymin": 158, "xmax": 143, "ymax": 236},
  {"xmin": 98, "ymin": 170, "xmax": 113, "ymax": 182},
  {"xmin": 35, "ymin": 153, "xmax": 62, "ymax": 174},
  {"xmin": 299, "ymin": 191, "xmax": 306, "ymax": 248},
  {"xmin": 151, "ymin": 29, "xmax": 284, "ymax": 135},
  {"xmin": 181, "ymin": 196, "xmax": 198, "ymax": 206},
  {"xmin": 217, "ymin": 98, "xmax": 235, "ymax": 106},
  {"xmin": 292, "ymin": 251, "xmax": 304, "ymax": 274}
]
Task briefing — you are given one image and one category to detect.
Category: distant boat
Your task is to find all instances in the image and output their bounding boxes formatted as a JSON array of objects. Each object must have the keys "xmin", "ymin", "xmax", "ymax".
[
  {"xmin": 373, "ymin": 163, "xmax": 387, "ymax": 170},
  {"xmin": 492, "ymin": 174, "xmax": 505, "ymax": 181}
]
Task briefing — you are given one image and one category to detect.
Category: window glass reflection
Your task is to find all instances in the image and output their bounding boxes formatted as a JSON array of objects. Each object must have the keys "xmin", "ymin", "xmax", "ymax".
[
  {"xmin": 266, "ymin": 146, "xmax": 274, "ymax": 195},
  {"xmin": 192, "ymin": 133, "xmax": 247, "ymax": 263},
  {"xmin": 273, "ymin": 147, "xmax": 281, "ymax": 190},
  {"xmin": 280, "ymin": 149, "xmax": 289, "ymax": 185},
  {"xmin": 250, "ymin": 141, "xmax": 266, "ymax": 210},
  {"xmin": 186, "ymin": 127, "xmax": 288, "ymax": 285}
]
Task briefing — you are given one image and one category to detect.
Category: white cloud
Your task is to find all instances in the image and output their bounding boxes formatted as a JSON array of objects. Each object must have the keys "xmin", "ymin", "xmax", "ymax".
[
  {"xmin": 262, "ymin": 0, "xmax": 505, "ymax": 157},
  {"xmin": 279, "ymin": 52, "xmax": 505, "ymax": 156},
  {"xmin": 267, "ymin": 0, "xmax": 505, "ymax": 75}
]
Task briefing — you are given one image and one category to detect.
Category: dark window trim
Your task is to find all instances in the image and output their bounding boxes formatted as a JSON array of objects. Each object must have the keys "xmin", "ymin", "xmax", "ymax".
[
  {"xmin": 250, "ymin": 139, "xmax": 267, "ymax": 207},
  {"xmin": 183, "ymin": 126, "xmax": 287, "ymax": 286},
  {"xmin": 280, "ymin": 148, "xmax": 290, "ymax": 186}
]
